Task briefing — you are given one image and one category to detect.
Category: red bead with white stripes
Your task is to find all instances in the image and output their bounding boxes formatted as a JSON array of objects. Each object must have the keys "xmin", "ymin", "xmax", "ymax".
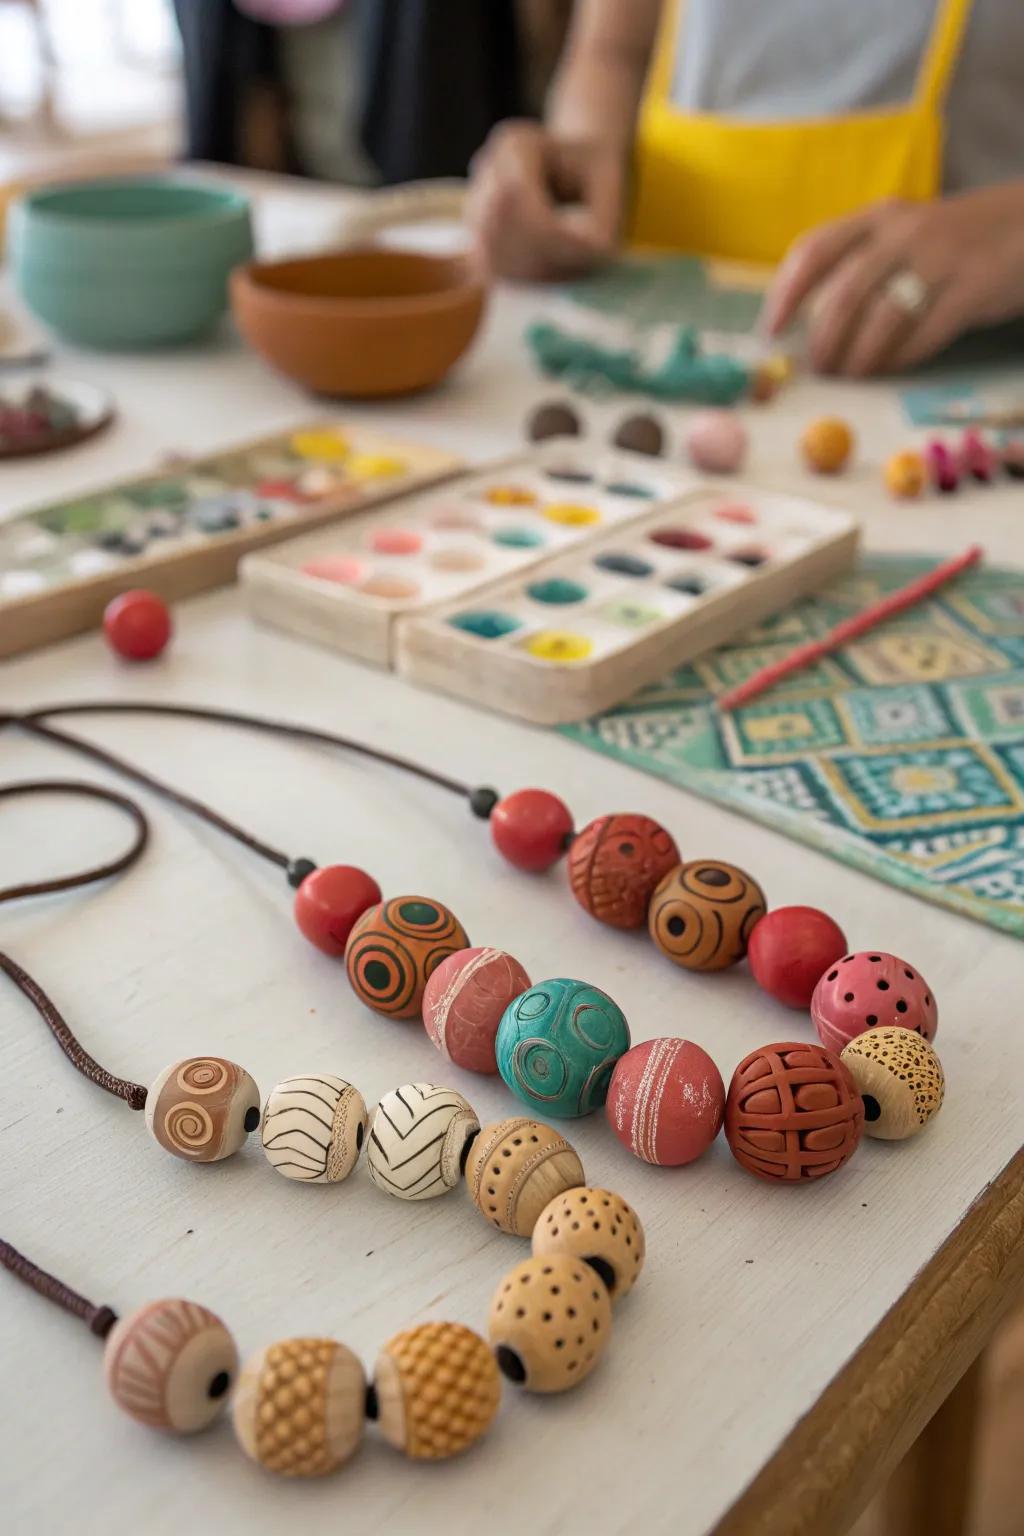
[{"xmin": 605, "ymin": 1037, "xmax": 725, "ymax": 1166}]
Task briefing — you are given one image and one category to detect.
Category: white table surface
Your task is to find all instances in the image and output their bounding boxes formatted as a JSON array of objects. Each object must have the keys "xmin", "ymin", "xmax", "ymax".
[{"xmin": 2, "ymin": 177, "xmax": 1023, "ymax": 1536}]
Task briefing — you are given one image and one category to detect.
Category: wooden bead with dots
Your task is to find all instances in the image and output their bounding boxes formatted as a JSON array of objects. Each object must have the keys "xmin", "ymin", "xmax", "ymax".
[
  {"xmin": 104, "ymin": 1298, "xmax": 238, "ymax": 1434},
  {"xmin": 372, "ymin": 1322, "xmax": 501, "ymax": 1459},
  {"xmin": 231, "ymin": 1337, "xmax": 366, "ymax": 1476},
  {"xmin": 532, "ymin": 1187, "xmax": 645, "ymax": 1301},
  {"xmin": 648, "ymin": 860, "xmax": 766, "ymax": 972},
  {"xmin": 144, "ymin": 1056, "xmax": 261, "ymax": 1163},
  {"xmin": 464, "ymin": 1117, "xmax": 585, "ymax": 1236},
  {"xmin": 840, "ymin": 1028, "xmax": 945, "ymax": 1140},
  {"xmin": 488, "ymin": 1254, "xmax": 613, "ymax": 1393}
]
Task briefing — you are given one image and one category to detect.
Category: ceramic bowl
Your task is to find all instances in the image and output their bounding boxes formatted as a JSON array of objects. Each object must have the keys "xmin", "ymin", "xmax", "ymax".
[
  {"xmin": 10, "ymin": 178, "xmax": 253, "ymax": 349},
  {"xmin": 230, "ymin": 249, "xmax": 486, "ymax": 397}
]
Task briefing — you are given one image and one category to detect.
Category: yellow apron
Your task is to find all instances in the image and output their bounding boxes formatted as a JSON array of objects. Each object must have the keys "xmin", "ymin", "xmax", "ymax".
[{"xmin": 630, "ymin": 0, "xmax": 973, "ymax": 264}]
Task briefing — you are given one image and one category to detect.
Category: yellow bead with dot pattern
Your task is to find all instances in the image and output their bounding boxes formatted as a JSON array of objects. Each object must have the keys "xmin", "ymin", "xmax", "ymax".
[
  {"xmin": 488, "ymin": 1253, "xmax": 613, "ymax": 1393},
  {"xmin": 532, "ymin": 1187, "xmax": 646, "ymax": 1301},
  {"xmin": 372, "ymin": 1322, "xmax": 501, "ymax": 1459}
]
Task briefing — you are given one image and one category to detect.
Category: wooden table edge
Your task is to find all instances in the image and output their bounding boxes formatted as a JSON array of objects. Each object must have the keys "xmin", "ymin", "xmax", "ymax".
[{"xmin": 712, "ymin": 1145, "xmax": 1024, "ymax": 1536}]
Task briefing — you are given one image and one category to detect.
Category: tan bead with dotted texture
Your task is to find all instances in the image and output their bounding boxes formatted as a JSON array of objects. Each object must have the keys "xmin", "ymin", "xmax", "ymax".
[
  {"xmin": 488, "ymin": 1254, "xmax": 613, "ymax": 1393},
  {"xmin": 840, "ymin": 1028, "xmax": 945, "ymax": 1140},
  {"xmin": 232, "ymin": 1337, "xmax": 366, "ymax": 1477},
  {"xmin": 464, "ymin": 1117, "xmax": 585, "ymax": 1236},
  {"xmin": 532, "ymin": 1187, "xmax": 645, "ymax": 1301},
  {"xmin": 373, "ymin": 1321, "xmax": 501, "ymax": 1460}
]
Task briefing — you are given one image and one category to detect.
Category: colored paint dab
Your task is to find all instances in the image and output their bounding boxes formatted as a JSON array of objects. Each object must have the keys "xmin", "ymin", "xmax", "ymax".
[
  {"xmin": 256, "ymin": 478, "xmax": 307, "ymax": 502},
  {"xmin": 713, "ymin": 503, "xmax": 757, "ymax": 525},
  {"xmin": 302, "ymin": 556, "xmax": 364, "ymax": 585},
  {"xmin": 493, "ymin": 526, "xmax": 544, "ymax": 548},
  {"xmin": 371, "ymin": 528, "xmax": 421, "ymax": 555},
  {"xmin": 542, "ymin": 502, "xmax": 601, "ymax": 527},
  {"xmin": 595, "ymin": 552, "xmax": 653, "ymax": 577},
  {"xmin": 526, "ymin": 630, "xmax": 593, "ymax": 663},
  {"xmin": 650, "ymin": 527, "xmax": 713, "ymax": 551},
  {"xmin": 666, "ymin": 575, "xmax": 708, "ymax": 596},
  {"xmin": 729, "ymin": 547, "xmax": 769, "ymax": 567},
  {"xmin": 527, "ymin": 578, "xmax": 588, "ymax": 605},
  {"xmin": 290, "ymin": 429, "xmax": 350, "ymax": 462},
  {"xmin": 485, "ymin": 485, "xmax": 537, "ymax": 506},
  {"xmin": 358, "ymin": 575, "xmax": 420, "ymax": 599},
  {"xmin": 346, "ymin": 453, "xmax": 406, "ymax": 481},
  {"xmin": 604, "ymin": 480, "xmax": 655, "ymax": 499},
  {"xmin": 450, "ymin": 610, "xmax": 521, "ymax": 639},
  {"xmin": 598, "ymin": 599, "xmax": 663, "ymax": 628}
]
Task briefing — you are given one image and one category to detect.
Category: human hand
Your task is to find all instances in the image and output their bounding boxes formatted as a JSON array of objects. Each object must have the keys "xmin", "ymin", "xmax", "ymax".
[
  {"xmin": 466, "ymin": 120, "xmax": 624, "ymax": 282},
  {"xmin": 761, "ymin": 184, "xmax": 1024, "ymax": 375}
]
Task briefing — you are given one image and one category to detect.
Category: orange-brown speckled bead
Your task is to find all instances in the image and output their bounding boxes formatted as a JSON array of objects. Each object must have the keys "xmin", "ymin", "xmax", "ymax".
[
  {"xmin": 373, "ymin": 1322, "xmax": 501, "ymax": 1460},
  {"xmin": 532, "ymin": 1187, "xmax": 645, "ymax": 1301}
]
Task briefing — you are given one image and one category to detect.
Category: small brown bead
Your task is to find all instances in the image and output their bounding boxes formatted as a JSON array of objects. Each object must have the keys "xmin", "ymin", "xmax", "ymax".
[
  {"xmin": 232, "ymin": 1338, "xmax": 365, "ymax": 1476},
  {"xmin": 488, "ymin": 1254, "xmax": 612, "ymax": 1393},
  {"xmin": 374, "ymin": 1322, "xmax": 501, "ymax": 1460},
  {"xmin": 104, "ymin": 1298, "xmax": 238, "ymax": 1434},
  {"xmin": 532, "ymin": 1187, "xmax": 645, "ymax": 1301},
  {"xmin": 612, "ymin": 412, "xmax": 665, "ymax": 457},
  {"xmin": 465, "ymin": 1117, "xmax": 585, "ymax": 1236},
  {"xmin": 841, "ymin": 1028, "xmax": 945, "ymax": 1140},
  {"xmin": 648, "ymin": 860, "xmax": 766, "ymax": 972}
]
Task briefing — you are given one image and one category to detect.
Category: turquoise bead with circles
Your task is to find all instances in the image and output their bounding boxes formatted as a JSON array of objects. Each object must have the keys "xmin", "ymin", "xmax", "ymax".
[{"xmin": 495, "ymin": 978, "xmax": 630, "ymax": 1118}]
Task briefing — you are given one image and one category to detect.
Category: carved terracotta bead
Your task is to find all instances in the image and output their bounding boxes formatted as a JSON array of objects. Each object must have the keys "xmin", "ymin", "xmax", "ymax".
[
  {"xmin": 568, "ymin": 813, "xmax": 680, "ymax": 930},
  {"xmin": 373, "ymin": 1322, "xmax": 501, "ymax": 1460},
  {"xmin": 488, "ymin": 1254, "xmax": 613, "ymax": 1393},
  {"xmin": 840, "ymin": 1028, "xmax": 945, "ymax": 1140},
  {"xmin": 104, "ymin": 1298, "xmax": 237, "ymax": 1434},
  {"xmin": 532, "ymin": 1187, "xmax": 645, "ymax": 1301},
  {"xmin": 465, "ymin": 1117, "xmax": 585, "ymax": 1236},
  {"xmin": 725, "ymin": 1042, "xmax": 864, "ymax": 1183},
  {"xmin": 232, "ymin": 1338, "xmax": 366, "ymax": 1477},
  {"xmin": 145, "ymin": 1057, "xmax": 261, "ymax": 1163},
  {"xmin": 366, "ymin": 1083, "xmax": 479, "ymax": 1200},
  {"xmin": 261, "ymin": 1075, "xmax": 368, "ymax": 1183},
  {"xmin": 421, "ymin": 947, "xmax": 531, "ymax": 1075},
  {"xmin": 648, "ymin": 860, "xmax": 766, "ymax": 972}
]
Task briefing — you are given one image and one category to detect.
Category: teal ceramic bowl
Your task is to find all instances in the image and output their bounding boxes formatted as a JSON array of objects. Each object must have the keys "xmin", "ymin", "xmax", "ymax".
[{"xmin": 10, "ymin": 179, "xmax": 254, "ymax": 349}]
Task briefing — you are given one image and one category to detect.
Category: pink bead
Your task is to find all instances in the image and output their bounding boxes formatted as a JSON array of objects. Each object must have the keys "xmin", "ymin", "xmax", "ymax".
[
  {"xmin": 924, "ymin": 439, "xmax": 959, "ymax": 493},
  {"xmin": 959, "ymin": 429, "xmax": 996, "ymax": 483},
  {"xmin": 422, "ymin": 947, "xmax": 531, "ymax": 1074},
  {"xmin": 748, "ymin": 906, "xmax": 848, "ymax": 1010},
  {"xmin": 605, "ymin": 1037, "xmax": 725, "ymax": 1166},
  {"xmin": 811, "ymin": 951, "xmax": 937, "ymax": 1054},
  {"xmin": 685, "ymin": 410, "xmax": 748, "ymax": 475}
]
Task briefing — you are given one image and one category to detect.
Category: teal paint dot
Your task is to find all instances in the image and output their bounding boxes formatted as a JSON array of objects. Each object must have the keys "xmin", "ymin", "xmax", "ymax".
[
  {"xmin": 449, "ymin": 610, "xmax": 522, "ymax": 640},
  {"xmin": 397, "ymin": 899, "xmax": 441, "ymax": 926},
  {"xmin": 604, "ymin": 480, "xmax": 655, "ymax": 498},
  {"xmin": 495, "ymin": 978, "xmax": 630, "ymax": 1119},
  {"xmin": 526, "ymin": 577, "xmax": 588, "ymax": 605},
  {"xmin": 493, "ymin": 526, "xmax": 544, "ymax": 548},
  {"xmin": 595, "ymin": 552, "xmax": 652, "ymax": 578}
]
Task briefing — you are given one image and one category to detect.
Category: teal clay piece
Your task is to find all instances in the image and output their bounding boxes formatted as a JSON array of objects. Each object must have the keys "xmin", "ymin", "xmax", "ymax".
[
  {"xmin": 493, "ymin": 526, "xmax": 544, "ymax": 548},
  {"xmin": 525, "ymin": 321, "xmax": 750, "ymax": 406},
  {"xmin": 495, "ymin": 978, "xmax": 630, "ymax": 1118},
  {"xmin": 527, "ymin": 578, "xmax": 588, "ymax": 605},
  {"xmin": 449, "ymin": 610, "xmax": 521, "ymax": 639}
]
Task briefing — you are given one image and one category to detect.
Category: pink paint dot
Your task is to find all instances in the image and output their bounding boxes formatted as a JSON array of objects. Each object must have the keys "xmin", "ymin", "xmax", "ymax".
[
  {"xmin": 371, "ymin": 528, "xmax": 422, "ymax": 555},
  {"xmin": 713, "ymin": 503, "xmax": 757, "ymax": 525},
  {"xmin": 302, "ymin": 556, "xmax": 364, "ymax": 585}
]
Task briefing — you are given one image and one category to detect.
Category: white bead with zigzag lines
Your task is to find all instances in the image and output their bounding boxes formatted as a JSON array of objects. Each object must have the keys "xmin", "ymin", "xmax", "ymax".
[{"xmin": 366, "ymin": 1083, "xmax": 479, "ymax": 1201}]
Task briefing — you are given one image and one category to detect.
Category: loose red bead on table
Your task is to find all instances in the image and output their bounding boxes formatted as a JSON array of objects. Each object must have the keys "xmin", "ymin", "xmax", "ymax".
[
  {"xmin": 490, "ymin": 789, "xmax": 573, "ymax": 873},
  {"xmin": 102, "ymin": 590, "xmax": 172, "ymax": 661},
  {"xmin": 747, "ymin": 906, "xmax": 848, "ymax": 1010},
  {"xmin": 294, "ymin": 865, "xmax": 382, "ymax": 956}
]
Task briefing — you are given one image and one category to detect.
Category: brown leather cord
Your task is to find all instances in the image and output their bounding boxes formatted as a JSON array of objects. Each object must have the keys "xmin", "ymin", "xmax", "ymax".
[
  {"xmin": 0, "ymin": 950, "xmax": 148, "ymax": 1111},
  {"xmin": 0, "ymin": 1238, "xmax": 117, "ymax": 1338},
  {"xmin": 0, "ymin": 779, "xmax": 150, "ymax": 904}
]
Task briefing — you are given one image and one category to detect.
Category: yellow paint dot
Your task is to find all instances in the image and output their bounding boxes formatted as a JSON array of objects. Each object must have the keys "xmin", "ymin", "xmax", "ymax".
[
  {"xmin": 485, "ymin": 485, "xmax": 538, "ymax": 507},
  {"xmin": 526, "ymin": 630, "xmax": 593, "ymax": 663},
  {"xmin": 290, "ymin": 429, "xmax": 350, "ymax": 462},
  {"xmin": 541, "ymin": 502, "xmax": 601, "ymax": 527},
  {"xmin": 345, "ymin": 453, "xmax": 407, "ymax": 481}
]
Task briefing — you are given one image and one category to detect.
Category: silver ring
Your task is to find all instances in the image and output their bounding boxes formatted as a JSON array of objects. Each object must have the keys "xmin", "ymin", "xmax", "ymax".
[{"xmin": 884, "ymin": 267, "xmax": 931, "ymax": 317}]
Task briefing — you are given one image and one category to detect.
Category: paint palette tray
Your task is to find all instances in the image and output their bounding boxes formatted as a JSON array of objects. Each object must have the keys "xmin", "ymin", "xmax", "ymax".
[
  {"xmin": 0, "ymin": 422, "xmax": 461, "ymax": 658},
  {"xmin": 240, "ymin": 441, "xmax": 701, "ymax": 664},
  {"xmin": 397, "ymin": 486, "xmax": 859, "ymax": 723}
]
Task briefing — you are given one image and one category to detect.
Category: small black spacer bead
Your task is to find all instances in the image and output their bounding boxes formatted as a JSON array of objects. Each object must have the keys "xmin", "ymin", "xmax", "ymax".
[
  {"xmin": 469, "ymin": 786, "xmax": 499, "ymax": 820},
  {"xmin": 459, "ymin": 1125, "xmax": 480, "ymax": 1176},
  {"xmin": 244, "ymin": 1106, "xmax": 261, "ymax": 1134},
  {"xmin": 561, "ymin": 828, "xmax": 576, "ymax": 851},
  {"xmin": 583, "ymin": 1255, "xmax": 617, "ymax": 1295},
  {"xmin": 286, "ymin": 857, "xmax": 318, "ymax": 889},
  {"xmin": 495, "ymin": 1346, "xmax": 526, "ymax": 1384},
  {"xmin": 89, "ymin": 1305, "xmax": 118, "ymax": 1340},
  {"xmin": 365, "ymin": 1382, "xmax": 379, "ymax": 1421}
]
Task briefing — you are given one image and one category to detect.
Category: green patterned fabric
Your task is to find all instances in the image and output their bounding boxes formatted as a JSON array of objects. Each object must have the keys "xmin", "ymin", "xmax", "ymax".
[{"xmin": 560, "ymin": 556, "xmax": 1024, "ymax": 938}]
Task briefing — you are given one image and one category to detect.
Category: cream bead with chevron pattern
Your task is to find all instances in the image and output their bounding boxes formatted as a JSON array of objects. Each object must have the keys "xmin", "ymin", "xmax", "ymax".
[
  {"xmin": 366, "ymin": 1083, "xmax": 480, "ymax": 1200},
  {"xmin": 261, "ymin": 1075, "xmax": 368, "ymax": 1183}
]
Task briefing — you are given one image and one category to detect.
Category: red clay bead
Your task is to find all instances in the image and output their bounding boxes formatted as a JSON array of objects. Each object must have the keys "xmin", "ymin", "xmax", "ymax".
[
  {"xmin": 747, "ymin": 906, "xmax": 848, "ymax": 1009},
  {"xmin": 294, "ymin": 864, "xmax": 382, "ymax": 956},
  {"xmin": 606, "ymin": 1037, "xmax": 724, "ymax": 1166},
  {"xmin": 422, "ymin": 946, "xmax": 531, "ymax": 1074},
  {"xmin": 725, "ymin": 1041, "xmax": 864, "ymax": 1183},
  {"xmin": 103, "ymin": 589, "xmax": 172, "ymax": 660},
  {"xmin": 568, "ymin": 813, "xmax": 679, "ymax": 929},
  {"xmin": 490, "ymin": 789, "xmax": 573, "ymax": 873}
]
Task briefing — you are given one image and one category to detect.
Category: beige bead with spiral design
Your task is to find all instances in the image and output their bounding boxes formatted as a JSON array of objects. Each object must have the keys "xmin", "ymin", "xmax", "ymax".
[{"xmin": 145, "ymin": 1056, "xmax": 261, "ymax": 1163}]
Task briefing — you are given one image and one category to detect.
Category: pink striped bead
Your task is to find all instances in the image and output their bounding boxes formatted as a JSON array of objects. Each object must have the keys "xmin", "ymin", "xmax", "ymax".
[{"xmin": 605, "ymin": 1037, "xmax": 725, "ymax": 1166}]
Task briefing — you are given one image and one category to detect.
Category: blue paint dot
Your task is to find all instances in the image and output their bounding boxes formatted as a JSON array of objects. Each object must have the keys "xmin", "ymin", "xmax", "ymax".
[
  {"xmin": 526, "ymin": 578, "xmax": 588, "ymax": 605},
  {"xmin": 449, "ymin": 610, "xmax": 522, "ymax": 639},
  {"xmin": 594, "ymin": 552, "xmax": 653, "ymax": 578},
  {"xmin": 493, "ymin": 526, "xmax": 544, "ymax": 548},
  {"xmin": 604, "ymin": 480, "xmax": 655, "ymax": 499}
]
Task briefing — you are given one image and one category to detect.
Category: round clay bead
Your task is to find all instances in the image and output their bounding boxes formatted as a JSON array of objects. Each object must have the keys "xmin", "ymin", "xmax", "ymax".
[
  {"xmin": 465, "ymin": 1117, "xmax": 585, "ymax": 1236},
  {"xmin": 104, "ymin": 1298, "xmax": 237, "ymax": 1434},
  {"xmin": 145, "ymin": 1057, "xmax": 261, "ymax": 1163},
  {"xmin": 648, "ymin": 860, "xmax": 766, "ymax": 972},
  {"xmin": 725, "ymin": 1041, "xmax": 864, "ymax": 1183},
  {"xmin": 884, "ymin": 449, "xmax": 926, "ymax": 500},
  {"xmin": 685, "ymin": 409, "xmax": 748, "ymax": 474},
  {"xmin": 811, "ymin": 951, "xmax": 938, "ymax": 1054},
  {"xmin": 606, "ymin": 1037, "xmax": 724, "ymax": 1166},
  {"xmin": 527, "ymin": 399, "xmax": 582, "ymax": 442},
  {"xmin": 800, "ymin": 416, "xmax": 854, "ymax": 474},
  {"xmin": 960, "ymin": 428, "xmax": 996, "ymax": 482},
  {"xmin": 261, "ymin": 1074, "xmax": 368, "ymax": 1183},
  {"xmin": 568, "ymin": 813, "xmax": 680, "ymax": 930},
  {"xmin": 612, "ymin": 412, "xmax": 665, "ymax": 458},
  {"xmin": 366, "ymin": 1083, "xmax": 479, "ymax": 1199},
  {"xmin": 490, "ymin": 787, "xmax": 574, "ymax": 872},
  {"xmin": 532, "ymin": 1187, "xmax": 645, "ymax": 1300},
  {"xmin": 840, "ymin": 1028, "xmax": 944, "ymax": 1140},
  {"xmin": 747, "ymin": 906, "xmax": 848, "ymax": 1009},
  {"xmin": 488, "ymin": 1253, "xmax": 612, "ymax": 1393},
  {"xmin": 344, "ymin": 895, "xmax": 469, "ymax": 1018},
  {"xmin": 373, "ymin": 1321, "xmax": 501, "ymax": 1460},
  {"xmin": 496, "ymin": 978, "xmax": 630, "ymax": 1119},
  {"xmin": 232, "ymin": 1338, "xmax": 365, "ymax": 1477},
  {"xmin": 293, "ymin": 864, "xmax": 382, "ymax": 956},
  {"xmin": 421, "ymin": 947, "xmax": 532, "ymax": 1074}
]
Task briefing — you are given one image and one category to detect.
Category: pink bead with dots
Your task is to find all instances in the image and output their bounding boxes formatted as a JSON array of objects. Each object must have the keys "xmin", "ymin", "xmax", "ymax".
[{"xmin": 810, "ymin": 951, "xmax": 937, "ymax": 1055}]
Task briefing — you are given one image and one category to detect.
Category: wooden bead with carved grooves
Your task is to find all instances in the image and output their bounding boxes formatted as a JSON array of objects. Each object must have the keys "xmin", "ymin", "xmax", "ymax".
[
  {"xmin": 366, "ymin": 1083, "xmax": 479, "ymax": 1200},
  {"xmin": 532, "ymin": 1187, "xmax": 645, "ymax": 1301},
  {"xmin": 261, "ymin": 1074, "xmax": 368, "ymax": 1183},
  {"xmin": 232, "ymin": 1337, "xmax": 365, "ymax": 1476},
  {"xmin": 372, "ymin": 1322, "xmax": 501, "ymax": 1460},
  {"xmin": 464, "ymin": 1117, "xmax": 585, "ymax": 1236},
  {"xmin": 840, "ymin": 1028, "xmax": 945, "ymax": 1140},
  {"xmin": 488, "ymin": 1254, "xmax": 612, "ymax": 1393},
  {"xmin": 103, "ymin": 1298, "xmax": 238, "ymax": 1434},
  {"xmin": 145, "ymin": 1056, "xmax": 261, "ymax": 1163}
]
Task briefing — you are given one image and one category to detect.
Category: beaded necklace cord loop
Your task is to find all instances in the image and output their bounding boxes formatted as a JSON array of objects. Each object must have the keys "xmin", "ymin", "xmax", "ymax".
[{"xmin": 0, "ymin": 778, "xmax": 150, "ymax": 904}]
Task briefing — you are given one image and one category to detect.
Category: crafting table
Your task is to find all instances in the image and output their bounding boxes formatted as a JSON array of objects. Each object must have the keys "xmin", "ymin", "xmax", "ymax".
[{"xmin": 1, "ymin": 173, "xmax": 1022, "ymax": 1536}]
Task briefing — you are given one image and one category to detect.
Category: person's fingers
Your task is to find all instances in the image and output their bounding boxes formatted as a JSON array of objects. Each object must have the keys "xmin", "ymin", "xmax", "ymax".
[
  {"xmin": 760, "ymin": 207, "xmax": 880, "ymax": 336},
  {"xmin": 839, "ymin": 286, "xmax": 919, "ymax": 377},
  {"xmin": 807, "ymin": 234, "xmax": 912, "ymax": 373},
  {"xmin": 886, "ymin": 281, "xmax": 974, "ymax": 373}
]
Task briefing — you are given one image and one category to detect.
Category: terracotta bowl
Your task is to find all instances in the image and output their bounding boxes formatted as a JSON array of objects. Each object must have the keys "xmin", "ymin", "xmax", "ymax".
[{"xmin": 230, "ymin": 248, "xmax": 486, "ymax": 398}]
